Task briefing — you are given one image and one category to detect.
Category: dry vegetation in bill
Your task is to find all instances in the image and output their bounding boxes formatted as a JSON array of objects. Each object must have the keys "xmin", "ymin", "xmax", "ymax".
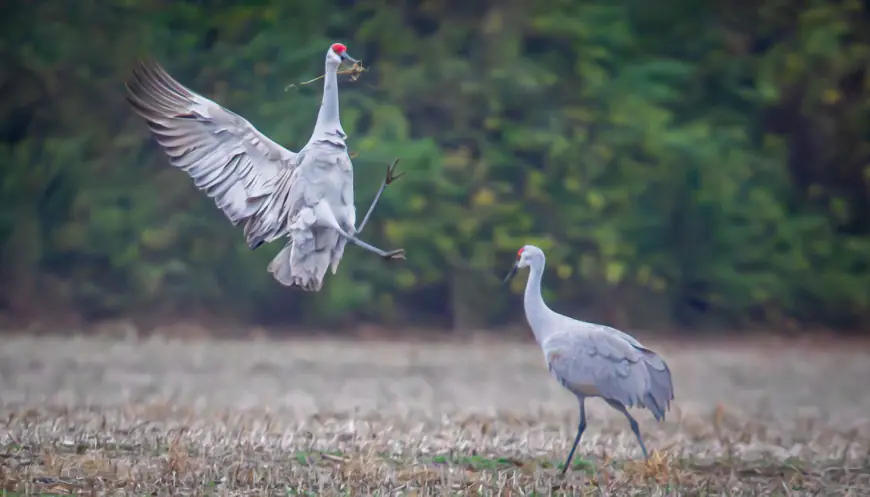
[{"xmin": 0, "ymin": 334, "xmax": 869, "ymax": 495}]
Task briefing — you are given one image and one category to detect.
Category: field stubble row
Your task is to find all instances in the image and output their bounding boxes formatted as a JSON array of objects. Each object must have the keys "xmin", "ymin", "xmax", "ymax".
[{"xmin": 0, "ymin": 334, "xmax": 869, "ymax": 494}]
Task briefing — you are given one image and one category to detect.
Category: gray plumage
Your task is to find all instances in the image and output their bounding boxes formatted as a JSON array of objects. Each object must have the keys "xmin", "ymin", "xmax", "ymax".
[
  {"xmin": 125, "ymin": 43, "xmax": 405, "ymax": 292},
  {"xmin": 503, "ymin": 244, "xmax": 674, "ymax": 475}
]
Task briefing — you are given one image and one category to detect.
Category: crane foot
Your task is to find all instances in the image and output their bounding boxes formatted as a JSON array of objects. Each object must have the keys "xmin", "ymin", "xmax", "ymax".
[
  {"xmin": 385, "ymin": 158, "xmax": 405, "ymax": 185},
  {"xmin": 382, "ymin": 248, "xmax": 406, "ymax": 260}
]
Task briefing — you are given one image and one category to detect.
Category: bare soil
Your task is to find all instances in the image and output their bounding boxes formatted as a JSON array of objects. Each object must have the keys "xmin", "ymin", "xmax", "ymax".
[{"xmin": 1, "ymin": 334, "xmax": 869, "ymax": 495}]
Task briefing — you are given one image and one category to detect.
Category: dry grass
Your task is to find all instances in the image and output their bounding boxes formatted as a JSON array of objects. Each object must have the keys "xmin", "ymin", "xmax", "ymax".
[{"xmin": 0, "ymin": 334, "xmax": 869, "ymax": 495}]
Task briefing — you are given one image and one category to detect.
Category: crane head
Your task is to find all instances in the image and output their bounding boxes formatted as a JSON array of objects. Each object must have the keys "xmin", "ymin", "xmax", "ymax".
[
  {"xmin": 328, "ymin": 43, "xmax": 358, "ymax": 69},
  {"xmin": 503, "ymin": 247, "xmax": 526, "ymax": 284},
  {"xmin": 503, "ymin": 245, "xmax": 543, "ymax": 284}
]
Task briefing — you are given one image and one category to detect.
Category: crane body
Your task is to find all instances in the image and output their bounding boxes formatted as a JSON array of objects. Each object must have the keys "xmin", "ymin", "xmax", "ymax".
[
  {"xmin": 504, "ymin": 245, "xmax": 674, "ymax": 475},
  {"xmin": 125, "ymin": 43, "xmax": 404, "ymax": 292}
]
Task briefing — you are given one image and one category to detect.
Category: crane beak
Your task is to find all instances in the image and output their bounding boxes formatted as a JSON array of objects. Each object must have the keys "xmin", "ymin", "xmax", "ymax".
[
  {"xmin": 503, "ymin": 264, "xmax": 519, "ymax": 285},
  {"xmin": 340, "ymin": 52, "xmax": 358, "ymax": 67}
]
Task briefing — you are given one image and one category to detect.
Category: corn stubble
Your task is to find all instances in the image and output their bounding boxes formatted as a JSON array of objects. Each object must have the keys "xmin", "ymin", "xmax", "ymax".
[{"xmin": 0, "ymin": 335, "xmax": 868, "ymax": 495}]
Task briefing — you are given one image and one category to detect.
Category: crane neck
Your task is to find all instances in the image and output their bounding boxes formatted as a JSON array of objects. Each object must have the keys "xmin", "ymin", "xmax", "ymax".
[
  {"xmin": 523, "ymin": 257, "xmax": 556, "ymax": 345},
  {"xmin": 311, "ymin": 62, "xmax": 345, "ymax": 141}
]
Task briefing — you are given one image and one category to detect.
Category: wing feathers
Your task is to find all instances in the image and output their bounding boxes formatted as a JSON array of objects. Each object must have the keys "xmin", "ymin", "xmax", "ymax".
[
  {"xmin": 125, "ymin": 59, "xmax": 298, "ymax": 231},
  {"xmin": 126, "ymin": 58, "xmax": 354, "ymax": 292},
  {"xmin": 545, "ymin": 329, "xmax": 674, "ymax": 419}
]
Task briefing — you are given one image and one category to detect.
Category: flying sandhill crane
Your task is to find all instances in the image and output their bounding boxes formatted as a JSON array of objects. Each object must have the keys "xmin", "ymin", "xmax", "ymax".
[
  {"xmin": 503, "ymin": 245, "xmax": 674, "ymax": 475},
  {"xmin": 125, "ymin": 43, "xmax": 405, "ymax": 292}
]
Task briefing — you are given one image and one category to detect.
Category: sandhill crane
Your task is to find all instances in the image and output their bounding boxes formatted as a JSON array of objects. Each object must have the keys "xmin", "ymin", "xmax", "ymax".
[
  {"xmin": 125, "ymin": 43, "xmax": 405, "ymax": 292},
  {"xmin": 503, "ymin": 244, "xmax": 674, "ymax": 475}
]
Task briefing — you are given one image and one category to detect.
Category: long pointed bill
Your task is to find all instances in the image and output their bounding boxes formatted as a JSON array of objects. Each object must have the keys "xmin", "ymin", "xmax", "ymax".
[
  {"xmin": 340, "ymin": 53, "xmax": 358, "ymax": 67},
  {"xmin": 503, "ymin": 264, "xmax": 518, "ymax": 284}
]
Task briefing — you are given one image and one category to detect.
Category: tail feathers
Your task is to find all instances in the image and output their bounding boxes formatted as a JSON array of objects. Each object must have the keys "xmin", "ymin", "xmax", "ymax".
[
  {"xmin": 266, "ymin": 245, "xmax": 301, "ymax": 288},
  {"xmin": 267, "ymin": 225, "xmax": 342, "ymax": 291},
  {"xmin": 642, "ymin": 358, "xmax": 674, "ymax": 422},
  {"xmin": 643, "ymin": 392, "xmax": 666, "ymax": 422},
  {"xmin": 267, "ymin": 244, "xmax": 328, "ymax": 291}
]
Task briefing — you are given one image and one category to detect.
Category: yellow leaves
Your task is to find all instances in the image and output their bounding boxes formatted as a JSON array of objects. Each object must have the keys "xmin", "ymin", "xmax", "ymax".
[
  {"xmin": 637, "ymin": 266, "xmax": 667, "ymax": 292},
  {"xmin": 358, "ymin": 137, "xmax": 378, "ymax": 152},
  {"xmin": 785, "ymin": 53, "xmax": 804, "ymax": 74},
  {"xmin": 586, "ymin": 191, "xmax": 605, "ymax": 211},
  {"xmin": 548, "ymin": 135, "xmax": 571, "ymax": 158},
  {"xmin": 395, "ymin": 269, "xmax": 417, "ymax": 289},
  {"xmin": 564, "ymin": 177, "xmax": 582, "ymax": 193},
  {"xmin": 471, "ymin": 187, "xmax": 496, "ymax": 207},
  {"xmin": 457, "ymin": 217, "xmax": 479, "ymax": 236},
  {"xmin": 604, "ymin": 261, "xmax": 625, "ymax": 284},
  {"xmin": 757, "ymin": 77, "xmax": 780, "ymax": 103},
  {"xmin": 383, "ymin": 220, "xmax": 402, "ymax": 243},
  {"xmin": 434, "ymin": 234, "xmax": 456, "ymax": 253},
  {"xmin": 591, "ymin": 143, "xmax": 614, "ymax": 162},
  {"xmin": 262, "ymin": 6, "xmax": 278, "ymax": 22},
  {"xmin": 524, "ymin": 169, "xmax": 546, "ymax": 198},
  {"xmin": 408, "ymin": 195, "xmax": 427, "ymax": 212},
  {"xmin": 821, "ymin": 88, "xmax": 841, "ymax": 105},
  {"xmin": 140, "ymin": 226, "xmax": 177, "ymax": 251},
  {"xmin": 442, "ymin": 148, "xmax": 472, "ymax": 170}
]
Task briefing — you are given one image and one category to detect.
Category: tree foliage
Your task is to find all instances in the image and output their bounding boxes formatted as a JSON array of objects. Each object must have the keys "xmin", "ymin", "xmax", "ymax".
[{"xmin": 1, "ymin": 0, "xmax": 869, "ymax": 331}]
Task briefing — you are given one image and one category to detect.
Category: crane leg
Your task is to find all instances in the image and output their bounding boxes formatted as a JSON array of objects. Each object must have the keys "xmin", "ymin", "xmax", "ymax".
[
  {"xmin": 313, "ymin": 201, "xmax": 405, "ymax": 260},
  {"xmin": 355, "ymin": 158, "xmax": 404, "ymax": 235},
  {"xmin": 605, "ymin": 399, "xmax": 649, "ymax": 459},
  {"xmin": 560, "ymin": 399, "xmax": 587, "ymax": 477}
]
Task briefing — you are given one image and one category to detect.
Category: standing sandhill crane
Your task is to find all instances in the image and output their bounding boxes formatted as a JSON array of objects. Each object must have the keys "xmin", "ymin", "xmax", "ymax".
[
  {"xmin": 125, "ymin": 43, "xmax": 405, "ymax": 292},
  {"xmin": 503, "ymin": 245, "xmax": 674, "ymax": 475}
]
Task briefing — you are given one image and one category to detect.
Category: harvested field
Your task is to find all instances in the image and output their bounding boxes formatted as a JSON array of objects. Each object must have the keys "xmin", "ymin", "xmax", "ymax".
[{"xmin": 1, "ymin": 334, "xmax": 869, "ymax": 495}]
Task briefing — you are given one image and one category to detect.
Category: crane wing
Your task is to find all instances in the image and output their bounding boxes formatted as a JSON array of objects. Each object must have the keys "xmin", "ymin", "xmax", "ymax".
[
  {"xmin": 544, "ymin": 328, "xmax": 655, "ymax": 410},
  {"xmin": 125, "ymin": 59, "xmax": 298, "ymax": 226}
]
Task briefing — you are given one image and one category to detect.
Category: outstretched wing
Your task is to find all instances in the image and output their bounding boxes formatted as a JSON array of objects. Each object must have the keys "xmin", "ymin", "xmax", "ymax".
[
  {"xmin": 125, "ymin": 59, "xmax": 298, "ymax": 227},
  {"xmin": 544, "ymin": 326, "xmax": 673, "ymax": 419}
]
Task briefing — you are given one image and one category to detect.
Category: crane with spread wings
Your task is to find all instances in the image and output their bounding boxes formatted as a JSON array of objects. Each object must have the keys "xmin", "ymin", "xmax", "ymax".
[{"xmin": 125, "ymin": 43, "xmax": 405, "ymax": 292}]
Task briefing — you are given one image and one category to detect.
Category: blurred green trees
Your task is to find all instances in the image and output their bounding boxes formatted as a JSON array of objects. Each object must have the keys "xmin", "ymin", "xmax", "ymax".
[{"xmin": 1, "ymin": 0, "xmax": 868, "ymax": 331}]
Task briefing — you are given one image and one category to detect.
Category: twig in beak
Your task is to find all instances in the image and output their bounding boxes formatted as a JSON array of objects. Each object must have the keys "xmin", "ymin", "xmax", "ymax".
[{"xmin": 284, "ymin": 61, "xmax": 368, "ymax": 91}]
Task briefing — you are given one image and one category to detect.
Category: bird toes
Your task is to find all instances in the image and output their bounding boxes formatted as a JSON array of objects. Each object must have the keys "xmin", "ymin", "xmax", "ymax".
[
  {"xmin": 385, "ymin": 158, "xmax": 405, "ymax": 185},
  {"xmin": 383, "ymin": 248, "xmax": 406, "ymax": 260}
]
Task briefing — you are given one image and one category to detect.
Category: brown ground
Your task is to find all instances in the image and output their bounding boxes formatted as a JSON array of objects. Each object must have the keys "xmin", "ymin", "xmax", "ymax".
[{"xmin": 1, "ymin": 334, "xmax": 869, "ymax": 495}]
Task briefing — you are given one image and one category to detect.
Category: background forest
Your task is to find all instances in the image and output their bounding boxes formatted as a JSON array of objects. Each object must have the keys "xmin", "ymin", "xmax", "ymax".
[{"xmin": 1, "ymin": 0, "xmax": 869, "ymax": 334}]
